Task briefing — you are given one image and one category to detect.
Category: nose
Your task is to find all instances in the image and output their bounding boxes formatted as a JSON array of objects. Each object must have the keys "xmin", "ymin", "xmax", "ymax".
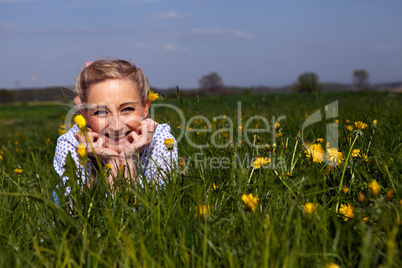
[{"xmin": 109, "ymin": 115, "xmax": 125, "ymax": 134}]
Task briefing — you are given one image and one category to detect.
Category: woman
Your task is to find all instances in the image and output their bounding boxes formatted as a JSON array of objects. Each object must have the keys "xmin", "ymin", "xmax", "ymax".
[{"xmin": 53, "ymin": 60, "xmax": 178, "ymax": 199}]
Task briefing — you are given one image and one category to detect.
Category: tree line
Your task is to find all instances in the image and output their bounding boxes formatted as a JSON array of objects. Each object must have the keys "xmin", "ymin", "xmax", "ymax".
[
  {"xmin": 198, "ymin": 69, "xmax": 370, "ymax": 93},
  {"xmin": 0, "ymin": 69, "xmax": 374, "ymax": 104}
]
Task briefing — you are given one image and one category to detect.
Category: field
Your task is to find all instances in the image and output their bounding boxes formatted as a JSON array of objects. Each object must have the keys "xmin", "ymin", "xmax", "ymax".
[{"xmin": 0, "ymin": 91, "xmax": 401, "ymax": 267}]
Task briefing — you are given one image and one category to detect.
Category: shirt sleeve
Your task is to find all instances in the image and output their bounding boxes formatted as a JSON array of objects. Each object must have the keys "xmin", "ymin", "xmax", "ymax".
[
  {"xmin": 140, "ymin": 123, "xmax": 178, "ymax": 184},
  {"xmin": 53, "ymin": 124, "xmax": 89, "ymax": 195}
]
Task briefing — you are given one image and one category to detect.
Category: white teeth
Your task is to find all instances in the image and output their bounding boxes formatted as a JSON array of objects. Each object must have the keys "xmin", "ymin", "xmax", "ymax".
[{"xmin": 107, "ymin": 133, "xmax": 128, "ymax": 141}]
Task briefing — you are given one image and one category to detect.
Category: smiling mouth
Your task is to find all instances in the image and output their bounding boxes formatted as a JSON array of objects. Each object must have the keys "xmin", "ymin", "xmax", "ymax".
[{"xmin": 105, "ymin": 132, "xmax": 130, "ymax": 142}]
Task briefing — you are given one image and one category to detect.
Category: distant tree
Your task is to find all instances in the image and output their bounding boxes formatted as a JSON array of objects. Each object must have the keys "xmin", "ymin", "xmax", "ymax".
[
  {"xmin": 292, "ymin": 72, "xmax": 322, "ymax": 93},
  {"xmin": 0, "ymin": 89, "xmax": 14, "ymax": 104},
  {"xmin": 353, "ymin": 69, "xmax": 369, "ymax": 90},
  {"xmin": 198, "ymin": 72, "xmax": 224, "ymax": 93}
]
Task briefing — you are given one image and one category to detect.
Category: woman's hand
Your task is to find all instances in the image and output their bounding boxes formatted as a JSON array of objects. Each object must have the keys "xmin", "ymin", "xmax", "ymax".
[
  {"xmin": 117, "ymin": 119, "xmax": 157, "ymax": 171},
  {"xmin": 136, "ymin": 117, "xmax": 158, "ymax": 142},
  {"xmin": 75, "ymin": 128, "xmax": 120, "ymax": 164}
]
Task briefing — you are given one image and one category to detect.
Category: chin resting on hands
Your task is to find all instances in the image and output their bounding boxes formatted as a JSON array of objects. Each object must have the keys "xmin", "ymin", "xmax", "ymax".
[{"xmin": 74, "ymin": 128, "xmax": 119, "ymax": 164}]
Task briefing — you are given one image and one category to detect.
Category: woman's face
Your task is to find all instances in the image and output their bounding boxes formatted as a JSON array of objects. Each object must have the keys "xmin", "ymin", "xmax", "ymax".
[{"xmin": 83, "ymin": 79, "xmax": 150, "ymax": 152}]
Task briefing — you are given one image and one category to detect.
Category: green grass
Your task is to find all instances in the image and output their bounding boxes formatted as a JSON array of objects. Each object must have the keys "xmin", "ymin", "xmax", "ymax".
[{"xmin": 0, "ymin": 91, "xmax": 401, "ymax": 267}]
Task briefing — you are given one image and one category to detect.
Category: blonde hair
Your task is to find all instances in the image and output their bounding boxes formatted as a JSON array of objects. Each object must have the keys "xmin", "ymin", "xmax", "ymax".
[{"xmin": 76, "ymin": 59, "xmax": 150, "ymax": 103}]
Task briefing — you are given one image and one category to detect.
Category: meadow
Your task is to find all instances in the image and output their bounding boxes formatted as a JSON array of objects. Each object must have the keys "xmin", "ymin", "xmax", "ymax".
[{"xmin": 0, "ymin": 90, "xmax": 401, "ymax": 267}]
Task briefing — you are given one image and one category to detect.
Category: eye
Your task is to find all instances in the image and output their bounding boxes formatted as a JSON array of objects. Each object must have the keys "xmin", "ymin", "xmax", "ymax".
[
  {"xmin": 122, "ymin": 107, "xmax": 135, "ymax": 113},
  {"xmin": 94, "ymin": 110, "xmax": 108, "ymax": 116}
]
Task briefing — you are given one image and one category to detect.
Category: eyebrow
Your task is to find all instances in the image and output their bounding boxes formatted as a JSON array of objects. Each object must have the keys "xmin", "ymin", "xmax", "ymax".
[
  {"xmin": 88, "ymin": 102, "xmax": 139, "ymax": 110},
  {"xmin": 120, "ymin": 102, "xmax": 139, "ymax": 107},
  {"xmin": 88, "ymin": 105, "xmax": 106, "ymax": 111}
]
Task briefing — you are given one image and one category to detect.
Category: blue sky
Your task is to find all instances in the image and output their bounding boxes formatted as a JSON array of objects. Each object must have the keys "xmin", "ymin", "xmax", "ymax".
[{"xmin": 1, "ymin": 0, "xmax": 401, "ymax": 89}]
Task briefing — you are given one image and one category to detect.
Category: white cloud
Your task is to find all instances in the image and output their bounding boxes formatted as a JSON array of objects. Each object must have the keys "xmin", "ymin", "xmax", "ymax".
[
  {"xmin": 134, "ymin": 42, "xmax": 155, "ymax": 49},
  {"xmin": 134, "ymin": 42, "xmax": 190, "ymax": 53},
  {"xmin": 189, "ymin": 28, "xmax": 252, "ymax": 40},
  {"xmin": 163, "ymin": 43, "xmax": 176, "ymax": 52},
  {"xmin": 0, "ymin": 20, "xmax": 15, "ymax": 32},
  {"xmin": 0, "ymin": 0, "xmax": 45, "ymax": 3},
  {"xmin": 151, "ymin": 11, "xmax": 189, "ymax": 20},
  {"xmin": 374, "ymin": 44, "xmax": 393, "ymax": 52},
  {"xmin": 117, "ymin": 0, "xmax": 161, "ymax": 3},
  {"xmin": 329, "ymin": 43, "xmax": 337, "ymax": 49}
]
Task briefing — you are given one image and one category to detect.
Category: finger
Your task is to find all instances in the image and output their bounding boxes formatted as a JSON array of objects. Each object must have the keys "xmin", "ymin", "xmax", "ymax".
[
  {"xmin": 92, "ymin": 147, "xmax": 119, "ymax": 159},
  {"xmin": 144, "ymin": 118, "xmax": 158, "ymax": 131},
  {"xmin": 97, "ymin": 136, "xmax": 104, "ymax": 148},
  {"xmin": 89, "ymin": 132, "xmax": 101, "ymax": 143},
  {"xmin": 126, "ymin": 131, "xmax": 140, "ymax": 144},
  {"xmin": 123, "ymin": 133, "xmax": 141, "ymax": 154},
  {"xmin": 139, "ymin": 123, "xmax": 149, "ymax": 144},
  {"xmin": 75, "ymin": 132, "xmax": 86, "ymax": 143}
]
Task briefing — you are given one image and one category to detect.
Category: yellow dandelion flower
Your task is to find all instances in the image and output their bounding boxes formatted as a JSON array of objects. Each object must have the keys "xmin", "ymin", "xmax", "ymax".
[
  {"xmin": 368, "ymin": 180, "xmax": 380, "ymax": 195},
  {"xmin": 326, "ymin": 263, "xmax": 340, "ymax": 268},
  {"xmin": 238, "ymin": 125, "xmax": 243, "ymax": 131},
  {"xmin": 213, "ymin": 183, "xmax": 219, "ymax": 190},
  {"xmin": 77, "ymin": 144, "xmax": 87, "ymax": 160},
  {"xmin": 303, "ymin": 202, "xmax": 317, "ymax": 215},
  {"xmin": 351, "ymin": 149, "xmax": 360, "ymax": 157},
  {"xmin": 14, "ymin": 168, "xmax": 23, "ymax": 174},
  {"xmin": 179, "ymin": 158, "xmax": 185, "ymax": 167},
  {"xmin": 274, "ymin": 122, "xmax": 280, "ymax": 131},
  {"xmin": 276, "ymin": 132, "xmax": 283, "ymax": 138},
  {"xmin": 147, "ymin": 90, "xmax": 159, "ymax": 101},
  {"xmin": 304, "ymin": 144, "xmax": 324, "ymax": 163},
  {"xmin": 213, "ymin": 117, "xmax": 217, "ymax": 122},
  {"xmin": 346, "ymin": 125, "xmax": 353, "ymax": 132},
  {"xmin": 359, "ymin": 191, "xmax": 366, "ymax": 202},
  {"xmin": 242, "ymin": 193, "xmax": 259, "ymax": 211},
  {"xmin": 372, "ymin": 120, "xmax": 377, "ymax": 127},
  {"xmin": 345, "ymin": 119, "xmax": 350, "ymax": 124},
  {"xmin": 252, "ymin": 156, "xmax": 271, "ymax": 169},
  {"xmin": 316, "ymin": 138, "xmax": 324, "ymax": 143},
  {"xmin": 74, "ymin": 114, "xmax": 87, "ymax": 131},
  {"xmin": 386, "ymin": 188, "xmax": 393, "ymax": 200},
  {"xmin": 45, "ymin": 138, "xmax": 53, "ymax": 145},
  {"xmin": 164, "ymin": 138, "xmax": 175, "ymax": 151},
  {"xmin": 361, "ymin": 153, "xmax": 368, "ymax": 161},
  {"xmin": 339, "ymin": 203, "xmax": 354, "ymax": 221},
  {"xmin": 342, "ymin": 186, "xmax": 349, "ymax": 194},
  {"xmin": 362, "ymin": 216, "xmax": 369, "ymax": 223},
  {"xmin": 335, "ymin": 119, "xmax": 339, "ymax": 124},
  {"xmin": 58, "ymin": 127, "xmax": 66, "ymax": 136},
  {"xmin": 325, "ymin": 147, "xmax": 343, "ymax": 167},
  {"xmin": 354, "ymin": 121, "xmax": 368, "ymax": 130},
  {"xmin": 104, "ymin": 164, "xmax": 111, "ymax": 170},
  {"xmin": 195, "ymin": 205, "xmax": 210, "ymax": 218},
  {"xmin": 265, "ymin": 144, "xmax": 271, "ymax": 150},
  {"xmin": 0, "ymin": 155, "xmax": 3, "ymax": 161}
]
